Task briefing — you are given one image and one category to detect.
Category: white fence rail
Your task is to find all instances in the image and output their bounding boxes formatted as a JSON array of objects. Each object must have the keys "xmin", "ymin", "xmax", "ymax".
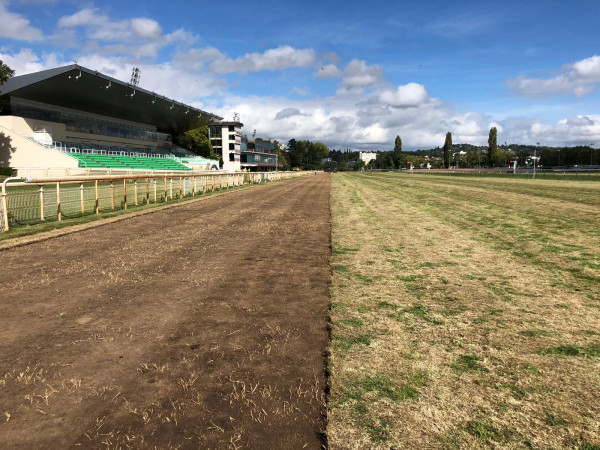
[{"xmin": 1, "ymin": 171, "xmax": 305, "ymax": 232}]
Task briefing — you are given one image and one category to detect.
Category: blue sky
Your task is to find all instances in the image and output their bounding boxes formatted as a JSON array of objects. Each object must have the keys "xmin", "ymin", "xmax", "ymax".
[{"xmin": 1, "ymin": 0, "xmax": 600, "ymax": 150}]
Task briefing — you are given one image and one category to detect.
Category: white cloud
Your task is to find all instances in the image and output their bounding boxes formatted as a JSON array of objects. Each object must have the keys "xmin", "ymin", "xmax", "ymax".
[
  {"xmin": 488, "ymin": 122, "xmax": 504, "ymax": 134},
  {"xmin": 0, "ymin": 48, "xmax": 62, "ymax": 75},
  {"xmin": 0, "ymin": 1, "xmax": 43, "ymax": 41},
  {"xmin": 291, "ymin": 86, "xmax": 309, "ymax": 96},
  {"xmin": 507, "ymin": 54, "xmax": 600, "ymax": 98},
  {"xmin": 341, "ymin": 59, "xmax": 383, "ymax": 88},
  {"xmin": 130, "ymin": 18, "xmax": 162, "ymax": 41},
  {"xmin": 315, "ymin": 63, "xmax": 342, "ymax": 78},
  {"xmin": 209, "ymin": 46, "xmax": 316, "ymax": 74},
  {"xmin": 55, "ymin": 7, "xmax": 194, "ymax": 60},
  {"xmin": 379, "ymin": 83, "xmax": 428, "ymax": 107},
  {"xmin": 173, "ymin": 47, "xmax": 224, "ymax": 70},
  {"xmin": 57, "ymin": 8, "xmax": 97, "ymax": 28}
]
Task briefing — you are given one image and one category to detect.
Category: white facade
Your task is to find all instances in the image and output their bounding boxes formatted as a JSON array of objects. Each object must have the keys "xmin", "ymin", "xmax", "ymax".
[
  {"xmin": 209, "ymin": 121, "xmax": 242, "ymax": 172},
  {"xmin": 359, "ymin": 151, "xmax": 377, "ymax": 166}
]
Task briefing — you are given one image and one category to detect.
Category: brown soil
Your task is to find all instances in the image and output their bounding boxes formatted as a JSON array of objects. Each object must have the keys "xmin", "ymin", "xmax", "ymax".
[{"xmin": 0, "ymin": 174, "xmax": 331, "ymax": 449}]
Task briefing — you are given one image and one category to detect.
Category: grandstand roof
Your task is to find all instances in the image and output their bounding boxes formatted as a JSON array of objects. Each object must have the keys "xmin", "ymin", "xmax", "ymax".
[{"xmin": 0, "ymin": 64, "xmax": 222, "ymax": 134}]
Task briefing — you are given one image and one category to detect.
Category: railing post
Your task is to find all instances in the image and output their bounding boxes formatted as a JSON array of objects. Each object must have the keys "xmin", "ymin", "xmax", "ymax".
[
  {"xmin": 179, "ymin": 177, "xmax": 183, "ymax": 198},
  {"xmin": 95, "ymin": 180, "xmax": 99, "ymax": 215},
  {"xmin": 193, "ymin": 176, "xmax": 196, "ymax": 196},
  {"xmin": 164, "ymin": 178, "xmax": 168, "ymax": 201},
  {"xmin": 1, "ymin": 191, "xmax": 8, "ymax": 232},
  {"xmin": 134, "ymin": 180, "xmax": 138, "ymax": 206},
  {"xmin": 153, "ymin": 179, "xmax": 157, "ymax": 203},
  {"xmin": 146, "ymin": 178, "xmax": 150, "ymax": 204},
  {"xmin": 111, "ymin": 181, "xmax": 115, "ymax": 210},
  {"xmin": 169, "ymin": 178, "xmax": 173, "ymax": 199},
  {"xmin": 56, "ymin": 182, "xmax": 62, "ymax": 221},
  {"xmin": 212, "ymin": 176, "xmax": 215, "ymax": 192},
  {"xmin": 123, "ymin": 179, "xmax": 127, "ymax": 210},
  {"xmin": 80, "ymin": 182, "xmax": 85, "ymax": 214},
  {"xmin": 40, "ymin": 186, "xmax": 45, "ymax": 221}
]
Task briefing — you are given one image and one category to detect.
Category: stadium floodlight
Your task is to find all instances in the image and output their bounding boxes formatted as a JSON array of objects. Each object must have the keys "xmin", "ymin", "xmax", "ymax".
[
  {"xmin": 185, "ymin": 108, "xmax": 190, "ymax": 114},
  {"xmin": 104, "ymin": 81, "xmax": 111, "ymax": 90},
  {"xmin": 130, "ymin": 67, "xmax": 141, "ymax": 86}
]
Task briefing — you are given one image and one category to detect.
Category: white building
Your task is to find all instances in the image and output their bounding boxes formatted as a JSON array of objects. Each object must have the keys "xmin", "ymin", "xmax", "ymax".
[
  {"xmin": 359, "ymin": 151, "xmax": 377, "ymax": 166},
  {"xmin": 208, "ymin": 120, "xmax": 243, "ymax": 172}
]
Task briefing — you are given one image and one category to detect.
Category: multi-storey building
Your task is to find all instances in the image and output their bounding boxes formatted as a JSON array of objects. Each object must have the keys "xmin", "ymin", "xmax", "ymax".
[
  {"xmin": 208, "ymin": 121, "xmax": 243, "ymax": 172},
  {"xmin": 359, "ymin": 151, "xmax": 378, "ymax": 166},
  {"xmin": 240, "ymin": 136, "xmax": 278, "ymax": 172}
]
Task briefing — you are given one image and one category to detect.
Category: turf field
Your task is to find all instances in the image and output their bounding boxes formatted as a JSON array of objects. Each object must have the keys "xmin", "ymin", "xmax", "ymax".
[{"xmin": 328, "ymin": 172, "xmax": 600, "ymax": 449}]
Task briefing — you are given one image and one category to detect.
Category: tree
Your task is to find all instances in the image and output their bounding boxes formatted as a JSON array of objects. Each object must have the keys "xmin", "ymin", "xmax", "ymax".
[
  {"xmin": 306, "ymin": 142, "xmax": 329, "ymax": 169},
  {"xmin": 173, "ymin": 124, "xmax": 218, "ymax": 160},
  {"xmin": 393, "ymin": 135, "xmax": 403, "ymax": 169},
  {"xmin": 0, "ymin": 60, "xmax": 14, "ymax": 113},
  {"xmin": 353, "ymin": 159, "xmax": 365, "ymax": 171},
  {"xmin": 488, "ymin": 127, "xmax": 499, "ymax": 167},
  {"xmin": 443, "ymin": 132, "xmax": 452, "ymax": 168},
  {"xmin": 0, "ymin": 60, "xmax": 14, "ymax": 85},
  {"xmin": 287, "ymin": 139, "xmax": 303, "ymax": 168}
]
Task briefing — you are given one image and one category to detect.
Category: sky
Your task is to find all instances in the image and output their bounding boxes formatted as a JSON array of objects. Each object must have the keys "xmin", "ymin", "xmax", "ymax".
[{"xmin": 1, "ymin": 0, "xmax": 600, "ymax": 151}]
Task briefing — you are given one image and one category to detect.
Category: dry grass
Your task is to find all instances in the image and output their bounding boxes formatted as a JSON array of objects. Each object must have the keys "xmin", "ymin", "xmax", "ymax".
[{"xmin": 328, "ymin": 172, "xmax": 600, "ymax": 449}]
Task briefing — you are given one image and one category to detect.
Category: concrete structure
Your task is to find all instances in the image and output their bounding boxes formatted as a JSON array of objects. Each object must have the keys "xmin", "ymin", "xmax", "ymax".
[
  {"xmin": 209, "ymin": 121, "xmax": 243, "ymax": 172},
  {"xmin": 0, "ymin": 64, "xmax": 222, "ymax": 176},
  {"xmin": 359, "ymin": 151, "xmax": 377, "ymax": 166}
]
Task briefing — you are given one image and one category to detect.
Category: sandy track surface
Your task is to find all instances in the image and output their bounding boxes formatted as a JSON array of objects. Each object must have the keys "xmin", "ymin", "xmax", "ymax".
[{"xmin": 0, "ymin": 174, "xmax": 331, "ymax": 449}]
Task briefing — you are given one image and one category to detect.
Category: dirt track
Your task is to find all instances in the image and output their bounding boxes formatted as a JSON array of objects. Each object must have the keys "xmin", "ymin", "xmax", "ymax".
[{"xmin": 0, "ymin": 174, "xmax": 331, "ymax": 449}]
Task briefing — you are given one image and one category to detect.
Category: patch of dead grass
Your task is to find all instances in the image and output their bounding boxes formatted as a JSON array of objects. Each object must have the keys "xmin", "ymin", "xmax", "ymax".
[{"xmin": 328, "ymin": 173, "xmax": 600, "ymax": 449}]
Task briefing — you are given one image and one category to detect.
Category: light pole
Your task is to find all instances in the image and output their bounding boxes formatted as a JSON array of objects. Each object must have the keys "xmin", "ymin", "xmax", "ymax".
[
  {"xmin": 504, "ymin": 142, "xmax": 507, "ymax": 168},
  {"xmin": 558, "ymin": 148, "xmax": 561, "ymax": 167},
  {"xmin": 591, "ymin": 143, "xmax": 594, "ymax": 166}
]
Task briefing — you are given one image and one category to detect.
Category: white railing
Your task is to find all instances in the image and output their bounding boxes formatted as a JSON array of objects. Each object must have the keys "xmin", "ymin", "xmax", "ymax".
[{"xmin": 1, "ymin": 171, "xmax": 309, "ymax": 232}]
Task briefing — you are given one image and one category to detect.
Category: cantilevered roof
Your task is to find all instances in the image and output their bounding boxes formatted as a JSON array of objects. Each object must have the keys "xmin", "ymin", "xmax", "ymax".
[{"xmin": 0, "ymin": 64, "xmax": 223, "ymax": 134}]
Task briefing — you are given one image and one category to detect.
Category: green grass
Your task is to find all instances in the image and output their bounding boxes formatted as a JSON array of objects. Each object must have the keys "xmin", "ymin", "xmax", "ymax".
[
  {"xmin": 541, "ymin": 344, "xmax": 600, "ymax": 358},
  {"xmin": 451, "ymin": 354, "xmax": 489, "ymax": 374}
]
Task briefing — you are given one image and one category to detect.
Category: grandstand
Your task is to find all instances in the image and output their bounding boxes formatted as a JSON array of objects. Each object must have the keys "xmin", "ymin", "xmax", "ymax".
[{"xmin": 0, "ymin": 65, "xmax": 221, "ymax": 176}]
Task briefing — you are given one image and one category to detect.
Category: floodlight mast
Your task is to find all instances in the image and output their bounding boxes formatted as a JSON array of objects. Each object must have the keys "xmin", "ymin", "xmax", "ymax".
[{"xmin": 130, "ymin": 67, "xmax": 141, "ymax": 86}]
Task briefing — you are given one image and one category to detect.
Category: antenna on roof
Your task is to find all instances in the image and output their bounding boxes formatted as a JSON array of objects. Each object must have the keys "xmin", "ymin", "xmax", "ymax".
[
  {"xmin": 130, "ymin": 67, "xmax": 141, "ymax": 86},
  {"xmin": 233, "ymin": 112, "xmax": 240, "ymax": 122},
  {"xmin": 252, "ymin": 129, "xmax": 256, "ymax": 139}
]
